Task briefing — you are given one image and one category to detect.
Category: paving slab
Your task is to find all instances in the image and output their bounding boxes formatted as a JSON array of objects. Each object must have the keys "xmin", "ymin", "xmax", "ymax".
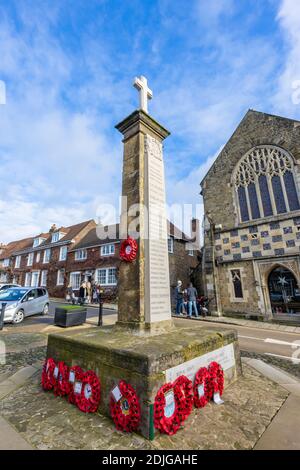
[
  {"xmin": 254, "ymin": 395, "xmax": 300, "ymax": 450},
  {"xmin": 0, "ymin": 415, "xmax": 33, "ymax": 450}
]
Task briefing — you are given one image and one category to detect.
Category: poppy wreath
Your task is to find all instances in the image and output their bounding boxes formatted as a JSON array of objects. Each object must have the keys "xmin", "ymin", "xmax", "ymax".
[
  {"xmin": 193, "ymin": 367, "xmax": 211, "ymax": 408},
  {"xmin": 110, "ymin": 380, "xmax": 141, "ymax": 432},
  {"xmin": 154, "ymin": 383, "xmax": 181, "ymax": 436},
  {"xmin": 68, "ymin": 365, "xmax": 84, "ymax": 405},
  {"xmin": 208, "ymin": 362, "xmax": 224, "ymax": 397},
  {"xmin": 53, "ymin": 361, "xmax": 70, "ymax": 397},
  {"xmin": 41, "ymin": 358, "xmax": 57, "ymax": 391},
  {"xmin": 75, "ymin": 370, "xmax": 101, "ymax": 413},
  {"xmin": 120, "ymin": 237, "xmax": 138, "ymax": 262},
  {"xmin": 173, "ymin": 375, "xmax": 194, "ymax": 422}
]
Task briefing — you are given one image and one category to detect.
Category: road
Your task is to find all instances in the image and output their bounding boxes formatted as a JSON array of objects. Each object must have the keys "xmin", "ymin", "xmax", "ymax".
[
  {"xmin": 2, "ymin": 301, "xmax": 300, "ymax": 363},
  {"xmin": 176, "ymin": 317, "xmax": 300, "ymax": 364}
]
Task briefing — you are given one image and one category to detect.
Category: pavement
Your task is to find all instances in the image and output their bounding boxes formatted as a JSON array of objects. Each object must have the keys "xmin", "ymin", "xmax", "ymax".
[{"xmin": 1, "ymin": 304, "xmax": 300, "ymax": 450}]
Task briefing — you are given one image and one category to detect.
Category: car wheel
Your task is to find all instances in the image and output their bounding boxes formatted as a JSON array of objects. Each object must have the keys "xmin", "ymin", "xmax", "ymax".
[
  {"xmin": 12, "ymin": 309, "xmax": 24, "ymax": 324},
  {"xmin": 42, "ymin": 303, "xmax": 49, "ymax": 315}
]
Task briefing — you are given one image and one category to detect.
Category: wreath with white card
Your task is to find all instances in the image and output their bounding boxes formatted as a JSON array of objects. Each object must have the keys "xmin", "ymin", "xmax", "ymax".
[
  {"xmin": 68, "ymin": 365, "xmax": 84, "ymax": 405},
  {"xmin": 154, "ymin": 383, "xmax": 181, "ymax": 435},
  {"xmin": 173, "ymin": 375, "xmax": 194, "ymax": 422},
  {"xmin": 119, "ymin": 237, "xmax": 138, "ymax": 262},
  {"xmin": 41, "ymin": 358, "xmax": 57, "ymax": 391},
  {"xmin": 193, "ymin": 366, "xmax": 211, "ymax": 408},
  {"xmin": 75, "ymin": 370, "xmax": 101, "ymax": 413},
  {"xmin": 110, "ymin": 380, "xmax": 141, "ymax": 432},
  {"xmin": 53, "ymin": 361, "xmax": 70, "ymax": 397}
]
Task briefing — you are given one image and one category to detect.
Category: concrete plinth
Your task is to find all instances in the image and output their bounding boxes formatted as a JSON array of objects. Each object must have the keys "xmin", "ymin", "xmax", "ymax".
[{"xmin": 46, "ymin": 325, "xmax": 242, "ymax": 439}]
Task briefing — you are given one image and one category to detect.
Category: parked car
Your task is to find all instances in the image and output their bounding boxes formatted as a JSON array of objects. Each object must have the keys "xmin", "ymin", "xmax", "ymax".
[
  {"xmin": 0, "ymin": 287, "xmax": 49, "ymax": 324},
  {"xmin": 0, "ymin": 283, "xmax": 20, "ymax": 291}
]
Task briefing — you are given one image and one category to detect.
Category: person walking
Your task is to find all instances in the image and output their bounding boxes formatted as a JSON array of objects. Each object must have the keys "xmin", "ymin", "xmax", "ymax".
[
  {"xmin": 66, "ymin": 284, "xmax": 74, "ymax": 304},
  {"xmin": 78, "ymin": 281, "xmax": 87, "ymax": 306},
  {"xmin": 175, "ymin": 280, "xmax": 184, "ymax": 315},
  {"xmin": 86, "ymin": 280, "xmax": 92, "ymax": 304},
  {"xmin": 187, "ymin": 282, "xmax": 199, "ymax": 318}
]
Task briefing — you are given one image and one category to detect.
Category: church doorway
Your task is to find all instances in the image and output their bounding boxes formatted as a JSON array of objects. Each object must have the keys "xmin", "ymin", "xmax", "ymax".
[{"xmin": 268, "ymin": 266, "xmax": 300, "ymax": 314}]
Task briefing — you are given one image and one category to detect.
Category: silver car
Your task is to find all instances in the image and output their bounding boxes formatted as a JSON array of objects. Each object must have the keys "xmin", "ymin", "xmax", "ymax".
[
  {"xmin": 0, "ymin": 287, "xmax": 49, "ymax": 324},
  {"xmin": 0, "ymin": 283, "xmax": 21, "ymax": 291}
]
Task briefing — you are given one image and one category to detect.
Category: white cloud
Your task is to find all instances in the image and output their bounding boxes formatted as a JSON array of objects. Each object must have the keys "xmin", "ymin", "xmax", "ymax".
[{"xmin": 274, "ymin": 0, "xmax": 300, "ymax": 115}]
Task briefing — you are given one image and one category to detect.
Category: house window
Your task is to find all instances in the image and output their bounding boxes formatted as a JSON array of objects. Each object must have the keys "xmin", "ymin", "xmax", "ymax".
[
  {"xmin": 187, "ymin": 249, "xmax": 194, "ymax": 256},
  {"xmin": 0, "ymin": 273, "xmax": 8, "ymax": 282},
  {"xmin": 96, "ymin": 267, "xmax": 117, "ymax": 286},
  {"xmin": 100, "ymin": 244, "xmax": 115, "ymax": 256},
  {"xmin": 75, "ymin": 249, "xmax": 87, "ymax": 261},
  {"xmin": 43, "ymin": 249, "xmax": 51, "ymax": 264},
  {"xmin": 27, "ymin": 252, "xmax": 34, "ymax": 266},
  {"xmin": 168, "ymin": 237, "xmax": 174, "ymax": 254},
  {"xmin": 59, "ymin": 246, "xmax": 68, "ymax": 261},
  {"xmin": 57, "ymin": 269, "xmax": 64, "ymax": 286},
  {"xmin": 33, "ymin": 237, "xmax": 45, "ymax": 247},
  {"xmin": 51, "ymin": 232, "xmax": 61, "ymax": 243},
  {"xmin": 15, "ymin": 255, "xmax": 21, "ymax": 268},
  {"xmin": 234, "ymin": 146, "xmax": 300, "ymax": 223},
  {"xmin": 25, "ymin": 272, "xmax": 32, "ymax": 286},
  {"xmin": 41, "ymin": 270, "xmax": 48, "ymax": 287},
  {"xmin": 36, "ymin": 252, "xmax": 41, "ymax": 263},
  {"xmin": 31, "ymin": 271, "xmax": 40, "ymax": 287},
  {"xmin": 3, "ymin": 258, "xmax": 10, "ymax": 267},
  {"xmin": 70, "ymin": 272, "xmax": 81, "ymax": 290},
  {"xmin": 231, "ymin": 270, "xmax": 243, "ymax": 299}
]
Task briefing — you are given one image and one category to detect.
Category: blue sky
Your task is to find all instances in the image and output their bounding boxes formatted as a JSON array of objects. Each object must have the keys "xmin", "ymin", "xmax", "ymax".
[{"xmin": 0, "ymin": 0, "xmax": 300, "ymax": 242}]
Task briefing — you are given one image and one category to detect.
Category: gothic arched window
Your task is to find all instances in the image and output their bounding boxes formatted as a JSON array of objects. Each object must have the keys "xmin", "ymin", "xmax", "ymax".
[{"xmin": 234, "ymin": 146, "xmax": 300, "ymax": 222}]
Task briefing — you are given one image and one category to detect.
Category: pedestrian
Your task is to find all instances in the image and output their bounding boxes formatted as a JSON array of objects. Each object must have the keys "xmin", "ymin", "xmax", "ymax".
[
  {"xmin": 78, "ymin": 281, "xmax": 87, "ymax": 306},
  {"xmin": 66, "ymin": 283, "xmax": 74, "ymax": 304},
  {"xmin": 175, "ymin": 280, "xmax": 184, "ymax": 316},
  {"xmin": 86, "ymin": 280, "xmax": 92, "ymax": 304},
  {"xmin": 187, "ymin": 282, "xmax": 199, "ymax": 318},
  {"xmin": 92, "ymin": 284, "xmax": 98, "ymax": 304}
]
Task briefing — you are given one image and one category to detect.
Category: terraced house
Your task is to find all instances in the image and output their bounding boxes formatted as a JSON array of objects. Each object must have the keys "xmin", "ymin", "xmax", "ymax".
[
  {"xmin": 0, "ymin": 219, "xmax": 200, "ymax": 303},
  {"xmin": 202, "ymin": 110, "xmax": 300, "ymax": 323}
]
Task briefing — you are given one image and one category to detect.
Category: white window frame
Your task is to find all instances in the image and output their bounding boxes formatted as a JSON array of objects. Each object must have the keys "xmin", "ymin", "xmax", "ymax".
[
  {"xmin": 43, "ymin": 249, "xmax": 51, "ymax": 264},
  {"xmin": 33, "ymin": 237, "xmax": 45, "ymax": 248},
  {"xmin": 36, "ymin": 252, "xmax": 41, "ymax": 263},
  {"xmin": 25, "ymin": 272, "xmax": 32, "ymax": 287},
  {"xmin": 27, "ymin": 252, "xmax": 34, "ymax": 266},
  {"xmin": 15, "ymin": 255, "xmax": 21, "ymax": 268},
  {"xmin": 51, "ymin": 232, "xmax": 61, "ymax": 243},
  {"xmin": 57, "ymin": 269, "xmax": 64, "ymax": 286},
  {"xmin": 168, "ymin": 237, "xmax": 174, "ymax": 254},
  {"xmin": 95, "ymin": 267, "xmax": 117, "ymax": 286},
  {"xmin": 59, "ymin": 246, "xmax": 68, "ymax": 261},
  {"xmin": 41, "ymin": 270, "xmax": 48, "ymax": 287},
  {"xmin": 75, "ymin": 249, "xmax": 87, "ymax": 261},
  {"xmin": 0, "ymin": 273, "xmax": 8, "ymax": 282},
  {"xmin": 100, "ymin": 244, "xmax": 115, "ymax": 256},
  {"xmin": 31, "ymin": 271, "xmax": 40, "ymax": 287},
  {"xmin": 70, "ymin": 272, "xmax": 81, "ymax": 290},
  {"xmin": 3, "ymin": 258, "xmax": 10, "ymax": 267}
]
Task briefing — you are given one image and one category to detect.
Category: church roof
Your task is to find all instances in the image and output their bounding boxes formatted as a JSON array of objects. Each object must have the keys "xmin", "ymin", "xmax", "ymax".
[{"xmin": 200, "ymin": 109, "xmax": 300, "ymax": 186}]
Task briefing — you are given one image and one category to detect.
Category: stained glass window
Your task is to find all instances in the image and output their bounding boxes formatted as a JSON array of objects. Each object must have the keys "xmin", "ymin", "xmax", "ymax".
[{"xmin": 234, "ymin": 146, "xmax": 300, "ymax": 222}]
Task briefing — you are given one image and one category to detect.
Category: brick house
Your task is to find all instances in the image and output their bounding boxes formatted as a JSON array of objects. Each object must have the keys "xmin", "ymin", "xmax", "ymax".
[{"xmin": 0, "ymin": 219, "xmax": 201, "ymax": 303}]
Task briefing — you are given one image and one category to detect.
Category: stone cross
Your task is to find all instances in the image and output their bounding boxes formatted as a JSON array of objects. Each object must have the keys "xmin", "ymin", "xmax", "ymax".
[{"xmin": 133, "ymin": 75, "xmax": 153, "ymax": 113}]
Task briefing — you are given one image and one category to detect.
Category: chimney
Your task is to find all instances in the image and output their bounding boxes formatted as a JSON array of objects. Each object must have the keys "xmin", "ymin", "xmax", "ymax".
[{"xmin": 49, "ymin": 224, "xmax": 57, "ymax": 233}]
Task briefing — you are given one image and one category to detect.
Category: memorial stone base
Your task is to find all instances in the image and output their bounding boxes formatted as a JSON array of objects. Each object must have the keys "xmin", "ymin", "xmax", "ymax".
[{"xmin": 46, "ymin": 325, "xmax": 242, "ymax": 439}]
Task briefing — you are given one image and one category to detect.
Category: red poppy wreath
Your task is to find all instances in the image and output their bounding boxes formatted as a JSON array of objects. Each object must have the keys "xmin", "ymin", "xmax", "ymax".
[
  {"xmin": 154, "ymin": 383, "xmax": 181, "ymax": 436},
  {"xmin": 173, "ymin": 375, "xmax": 194, "ymax": 422},
  {"xmin": 41, "ymin": 357, "xmax": 57, "ymax": 391},
  {"xmin": 193, "ymin": 366, "xmax": 211, "ymax": 408},
  {"xmin": 53, "ymin": 361, "xmax": 70, "ymax": 397},
  {"xmin": 68, "ymin": 365, "xmax": 84, "ymax": 405},
  {"xmin": 120, "ymin": 237, "xmax": 138, "ymax": 262},
  {"xmin": 110, "ymin": 380, "xmax": 141, "ymax": 432},
  {"xmin": 75, "ymin": 370, "xmax": 101, "ymax": 413},
  {"xmin": 208, "ymin": 361, "xmax": 224, "ymax": 397}
]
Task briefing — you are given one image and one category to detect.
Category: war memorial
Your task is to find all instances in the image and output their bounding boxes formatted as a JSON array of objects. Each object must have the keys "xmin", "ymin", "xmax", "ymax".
[{"xmin": 45, "ymin": 77, "xmax": 242, "ymax": 439}]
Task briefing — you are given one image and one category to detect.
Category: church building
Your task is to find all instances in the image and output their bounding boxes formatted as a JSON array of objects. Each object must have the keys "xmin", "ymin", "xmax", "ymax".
[{"xmin": 201, "ymin": 110, "xmax": 300, "ymax": 322}]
